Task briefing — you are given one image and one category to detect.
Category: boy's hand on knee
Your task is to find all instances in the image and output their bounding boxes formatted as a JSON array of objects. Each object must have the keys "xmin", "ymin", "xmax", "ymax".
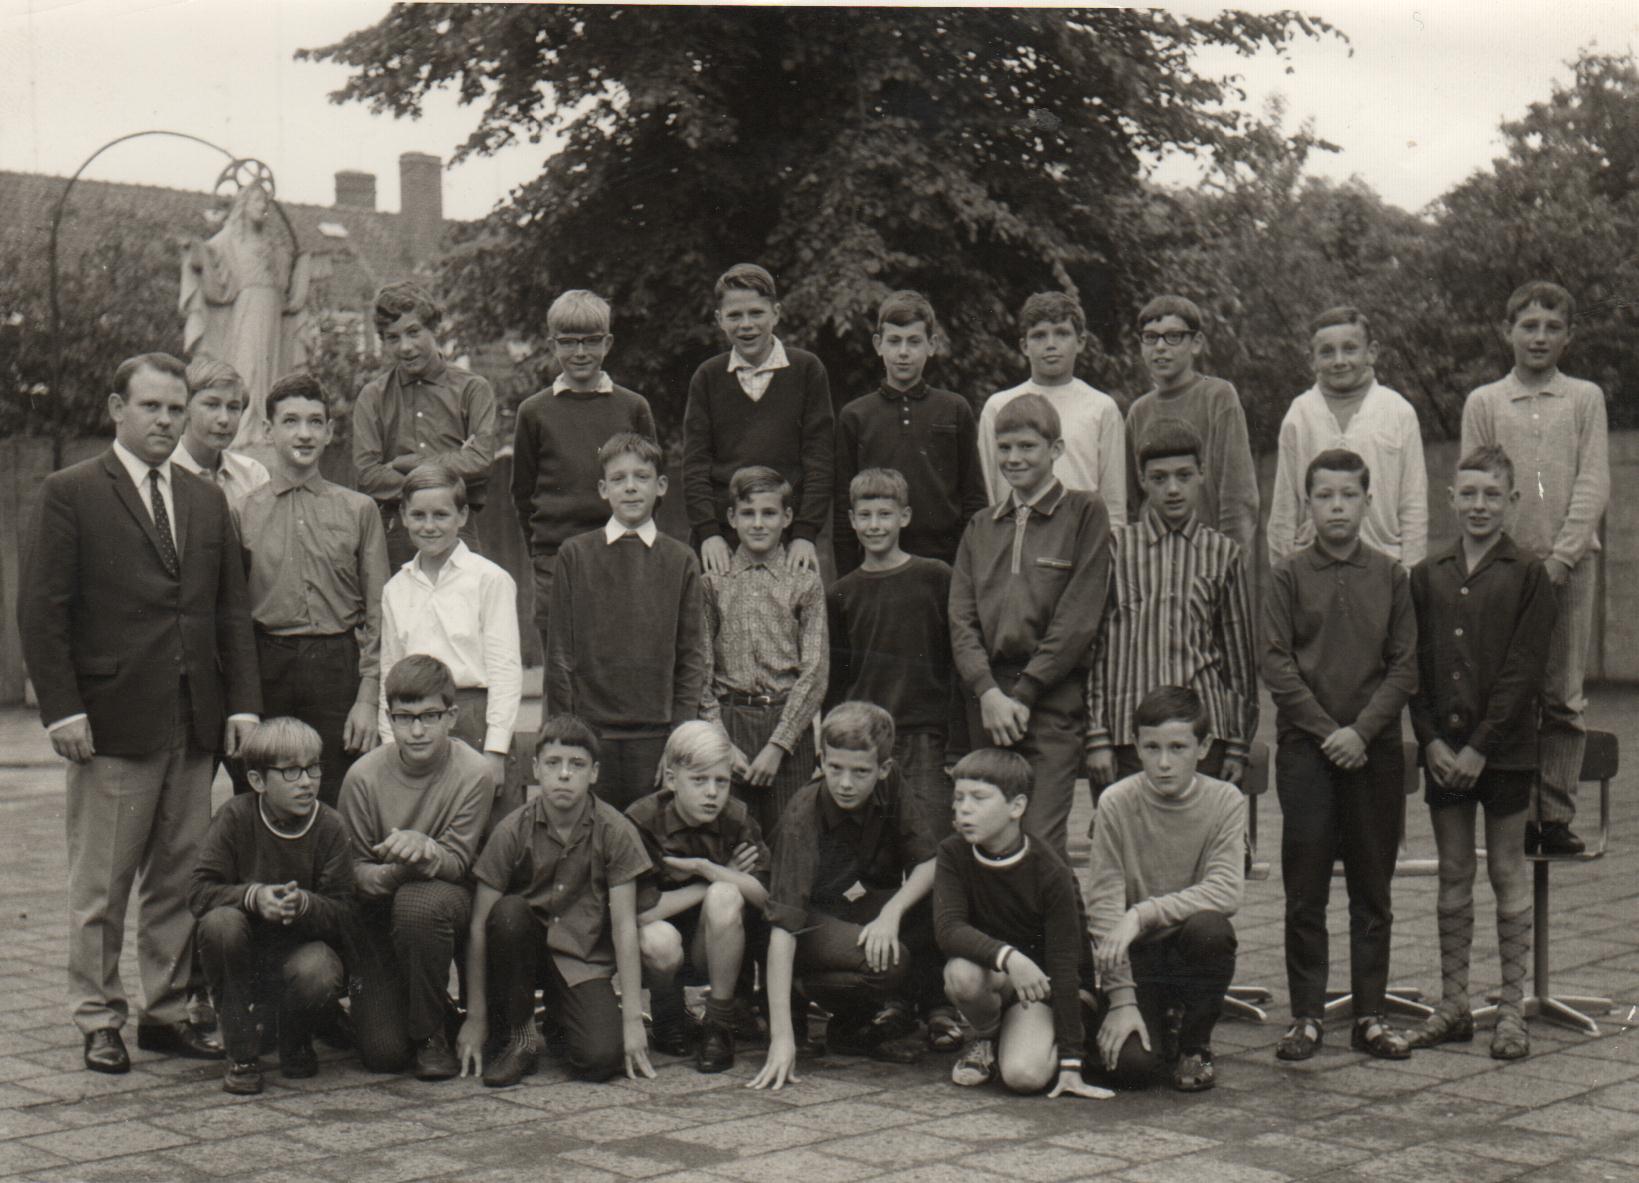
[
  {"xmin": 456, "ymin": 1015, "xmax": 486, "ymax": 1076},
  {"xmin": 785, "ymin": 539, "xmax": 819, "ymax": 574},
  {"xmin": 1048, "ymin": 1067, "xmax": 1114, "ymax": 1100},
  {"xmin": 748, "ymin": 1039, "xmax": 801, "ymax": 1091},
  {"xmin": 344, "ymin": 703, "xmax": 380, "ymax": 754},
  {"xmin": 701, "ymin": 536, "xmax": 733, "ymax": 575},
  {"xmin": 858, "ymin": 913, "xmax": 902, "ymax": 973},
  {"xmin": 747, "ymin": 743, "xmax": 785, "ymax": 788},
  {"xmin": 1005, "ymin": 952, "xmax": 1051, "ymax": 1004},
  {"xmin": 1321, "ymin": 726, "xmax": 1367, "ymax": 770},
  {"xmin": 980, "ymin": 689, "xmax": 1030, "ymax": 746},
  {"xmin": 374, "ymin": 828, "xmax": 438, "ymax": 867},
  {"xmin": 1097, "ymin": 1004, "xmax": 1148, "ymax": 1072}
]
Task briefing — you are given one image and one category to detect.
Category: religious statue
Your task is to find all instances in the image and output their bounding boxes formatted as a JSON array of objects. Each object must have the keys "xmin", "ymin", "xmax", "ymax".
[{"xmin": 180, "ymin": 178, "xmax": 316, "ymax": 450}]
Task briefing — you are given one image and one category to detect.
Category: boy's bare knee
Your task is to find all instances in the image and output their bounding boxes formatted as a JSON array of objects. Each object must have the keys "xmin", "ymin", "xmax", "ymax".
[
  {"xmin": 701, "ymin": 881, "xmax": 744, "ymax": 928},
  {"xmin": 943, "ymin": 957, "xmax": 989, "ymax": 1003},
  {"xmin": 999, "ymin": 1046, "xmax": 1055, "ymax": 1094},
  {"xmin": 640, "ymin": 922, "xmax": 684, "ymax": 975}
]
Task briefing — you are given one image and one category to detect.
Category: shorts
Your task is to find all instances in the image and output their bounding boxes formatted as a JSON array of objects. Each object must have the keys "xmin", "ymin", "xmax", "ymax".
[{"xmin": 1424, "ymin": 766, "xmax": 1533, "ymax": 815}]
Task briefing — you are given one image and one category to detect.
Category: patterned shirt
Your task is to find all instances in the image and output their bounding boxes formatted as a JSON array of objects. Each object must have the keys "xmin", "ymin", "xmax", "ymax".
[
  {"xmin": 171, "ymin": 444, "xmax": 270, "ymax": 513},
  {"xmin": 1086, "ymin": 507, "xmax": 1257, "ymax": 758},
  {"xmin": 352, "ymin": 356, "xmax": 497, "ymax": 506},
  {"xmin": 701, "ymin": 545, "xmax": 827, "ymax": 753},
  {"xmin": 726, "ymin": 337, "xmax": 791, "ymax": 402}
]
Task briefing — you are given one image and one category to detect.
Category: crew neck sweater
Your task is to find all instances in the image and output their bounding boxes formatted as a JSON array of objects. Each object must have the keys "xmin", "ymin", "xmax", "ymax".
[{"xmin": 826, "ymin": 556, "xmax": 954, "ymax": 733}]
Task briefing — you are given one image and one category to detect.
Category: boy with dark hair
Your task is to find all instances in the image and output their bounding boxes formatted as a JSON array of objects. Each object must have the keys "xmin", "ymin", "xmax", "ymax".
[
  {"xmin": 512, "ymin": 289, "xmax": 657, "ymax": 659},
  {"xmin": 628, "ymin": 721, "xmax": 770, "ymax": 1073},
  {"xmin": 354, "ymin": 280, "xmax": 497, "ymax": 569},
  {"xmin": 456, "ymin": 714, "xmax": 655, "ymax": 1086},
  {"xmin": 1268, "ymin": 306, "xmax": 1427, "ymax": 567},
  {"xmin": 827, "ymin": 467, "xmax": 958, "ymax": 844},
  {"xmin": 749, "ymin": 702, "xmax": 943, "ymax": 1090},
  {"xmin": 1086, "ymin": 418, "xmax": 1257, "ymax": 794},
  {"xmin": 977, "ymin": 291, "xmax": 1126, "ymax": 525},
  {"xmin": 702, "ymin": 465, "xmax": 827, "ymax": 837},
  {"xmin": 340, "ymin": 654, "xmax": 495, "ymax": 1079},
  {"xmin": 938, "ymin": 748, "xmax": 1110, "ymax": 1100},
  {"xmin": 1462, "ymin": 280, "xmax": 1609, "ymax": 855},
  {"xmin": 1264, "ymin": 448, "xmax": 1419, "ymax": 1062},
  {"xmin": 548, "ymin": 433, "xmax": 708, "ymax": 808},
  {"xmin": 1407, "ymin": 445, "xmax": 1556, "ymax": 1060},
  {"xmin": 1124, "ymin": 295, "xmax": 1259, "ymax": 552},
  {"xmin": 833, "ymin": 290, "xmax": 985, "ymax": 571},
  {"xmin": 172, "ymin": 357, "xmax": 269, "ymax": 511},
  {"xmin": 190, "ymin": 718, "xmax": 353, "ymax": 1094},
  {"xmin": 951, "ymin": 392, "xmax": 1111, "ymax": 855},
  {"xmin": 1086, "ymin": 686, "xmax": 1244, "ymax": 1092},
  {"xmin": 233, "ymin": 373, "xmax": 389, "ymax": 807},
  {"xmin": 683, "ymin": 263, "xmax": 834, "ymax": 576}
]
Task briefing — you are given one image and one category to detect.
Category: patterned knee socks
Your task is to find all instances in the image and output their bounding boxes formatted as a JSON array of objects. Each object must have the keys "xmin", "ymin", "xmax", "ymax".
[
  {"xmin": 1436, "ymin": 903, "xmax": 1474, "ymax": 1015},
  {"xmin": 1497, "ymin": 907, "xmax": 1533, "ymax": 1015}
]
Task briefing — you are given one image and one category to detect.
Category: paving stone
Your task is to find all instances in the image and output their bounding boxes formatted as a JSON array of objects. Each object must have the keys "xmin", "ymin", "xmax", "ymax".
[
  {"xmin": 667, "ymin": 1114, "xmax": 832, "ymax": 1156},
  {"xmin": 868, "ymin": 1165, "xmax": 1013, "ymax": 1183},
  {"xmin": 874, "ymin": 1081, "xmax": 1010, "ymax": 1116},
  {"xmin": 903, "ymin": 1108, "xmax": 1053, "ymax": 1143},
  {"xmin": 0, "ymin": 1138, "xmax": 69, "ymax": 1178},
  {"xmin": 1430, "ymin": 1065, "xmax": 1595, "ymax": 1106},
  {"xmin": 1215, "ymin": 1132, "xmax": 1374, "ymax": 1178},
  {"xmin": 25, "ymin": 1151, "xmax": 204, "ymax": 1182},
  {"xmin": 147, "ymin": 1098, "xmax": 305, "ymax": 1140},
  {"xmin": 966, "ymin": 1143, "xmax": 1126, "ymax": 1181},
  {"xmin": 306, "ymin": 1145, "xmax": 477, "ymax": 1183},
  {"xmin": 0, "ymin": 1104, "xmax": 65, "ymax": 1139},
  {"xmin": 286, "ymin": 1116, "xmax": 446, "ymax": 1154},
  {"xmin": 560, "ymin": 1143, "xmax": 714, "ymax": 1180},
  {"xmin": 20, "ymin": 1117, "xmax": 190, "ymax": 1163},
  {"xmin": 1046, "ymin": 1124, "xmax": 1219, "ymax": 1162},
  {"xmin": 1513, "ymin": 1161, "xmax": 1639, "ymax": 1183},
  {"xmin": 160, "ymin": 1130, "xmax": 331, "ymax": 1176},
  {"xmin": 712, "ymin": 1146, "xmax": 881, "ymax": 1183},
  {"xmin": 1508, "ymin": 1099, "xmax": 1639, "ymax": 1139},
  {"xmin": 1352, "ymin": 1142, "xmax": 1564, "ymax": 1182},
  {"xmin": 1587, "ymin": 1080, "xmax": 1639, "ymax": 1113},
  {"xmin": 1436, "ymin": 1125, "xmax": 1585, "ymax": 1167},
  {"xmin": 1117, "ymin": 1156, "xmax": 1292, "ymax": 1183},
  {"xmin": 819, "ymin": 1128, "xmax": 968, "ymax": 1168},
  {"xmin": 537, "ymin": 1103, "xmax": 696, "ymax": 1144}
]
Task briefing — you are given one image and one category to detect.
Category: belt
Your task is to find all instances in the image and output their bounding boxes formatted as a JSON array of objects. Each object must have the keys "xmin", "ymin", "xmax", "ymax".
[{"xmin": 725, "ymin": 691, "xmax": 787, "ymax": 708}]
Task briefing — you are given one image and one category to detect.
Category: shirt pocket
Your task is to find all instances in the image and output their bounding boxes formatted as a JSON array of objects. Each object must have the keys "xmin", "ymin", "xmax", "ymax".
[{"xmin": 920, "ymin": 420, "xmax": 961, "ymax": 471}]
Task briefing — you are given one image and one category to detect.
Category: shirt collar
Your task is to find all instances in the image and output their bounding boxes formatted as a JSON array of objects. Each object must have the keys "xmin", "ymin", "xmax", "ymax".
[
  {"xmin": 270, "ymin": 468, "xmax": 327, "ymax": 496},
  {"xmin": 1440, "ymin": 532, "xmax": 1519, "ymax": 574},
  {"xmin": 817, "ymin": 780, "xmax": 880, "ymax": 828},
  {"xmin": 403, "ymin": 354, "xmax": 449, "ymax": 386},
  {"xmin": 878, "ymin": 379, "xmax": 928, "ymax": 402},
  {"xmin": 1140, "ymin": 503, "xmax": 1200, "ymax": 544},
  {"xmin": 992, "ymin": 478, "xmax": 1065, "ymax": 521},
  {"xmin": 727, "ymin": 337, "xmax": 789, "ymax": 376},
  {"xmin": 1506, "ymin": 372, "xmax": 1570, "ymax": 400},
  {"xmin": 603, "ymin": 517, "xmax": 658, "ymax": 547},
  {"xmin": 406, "ymin": 539, "xmax": 472, "ymax": 578},
  {"xmin": 1303, "ymin": 539, "xmax": 1369, "ymax": 569},
  {"xmin": 657, "ymin": 791, "xmax": 720, "ymax": 838},
  {"xmin": 531, "ymin": 792, "xmax": 595, "ymax": 843},
  {"xmin": 169, "ymin": 442, "xmax": 214, "ymax": 477},
  {"xmin": 113, "ymin": 438, "xmax": 171, "ymax": 488},
  {"xmin": 553, "ymin": 372, "xmax": 615, "ymax": 395},
  {"xmin": 730, "ymin": 543, "xmax": 786, "ymax": 571}
]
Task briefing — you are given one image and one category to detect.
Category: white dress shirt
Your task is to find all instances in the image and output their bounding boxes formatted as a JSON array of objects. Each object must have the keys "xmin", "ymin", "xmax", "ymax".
[
  {"xmin": 978, "ymin": 377, "xmax": 1128, "ymax": 525},
  {"xmin": 171, "ymin": 442, "xmax": 271, "ymax": 512}
]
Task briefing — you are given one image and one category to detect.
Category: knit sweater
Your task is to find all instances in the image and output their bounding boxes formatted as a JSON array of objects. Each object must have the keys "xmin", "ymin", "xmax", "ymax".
[
  {"xmin": 825, "ymin": 556, "xmax": 955, "ymax": 733},
  {"xmin": 683, "ymin": 347, "xmax": 835, "ymax": 542},
  {"xmin": 511, "ymin": 385, "xmax": 657, "ymax": 556},
  {"xmin": 1125, "ymin": 374, "xmax": 1260, "ymax": 554},
  {"xmin": 188, "ymin": 794, "xmax": 354, "ymax": 942}
]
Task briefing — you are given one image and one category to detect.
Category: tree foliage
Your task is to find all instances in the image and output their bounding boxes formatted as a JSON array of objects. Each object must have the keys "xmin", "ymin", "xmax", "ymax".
[{"xmin": 302, "ymin": 5, "xmax": 1338, "ymax": 432}]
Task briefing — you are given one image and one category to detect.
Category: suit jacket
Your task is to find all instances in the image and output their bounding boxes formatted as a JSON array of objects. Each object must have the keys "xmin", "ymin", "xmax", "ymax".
[{"xmin": 19, "ymin": 449, "xmax": 261, "ymax": 756}]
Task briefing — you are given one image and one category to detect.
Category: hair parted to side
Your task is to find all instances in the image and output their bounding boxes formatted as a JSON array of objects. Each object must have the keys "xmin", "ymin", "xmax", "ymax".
[
  {"xmin": 994, "ymin": 391, "xmax": 1062, "ymax": 443},
  {"xmin": 877, "ymin": 290, "xmax": 941, "ymax": 342},
  {"xmin": 548, "ymin": 289, "xmax": 612, "ymax": 335},
  {"xmin": 184, "ymin": 357, "xmax": 244, "ymax": 399},
  {"xmin": 661, "ymin": 721, "xmax": 735, "ymax": 777},
  {"xmin": 1457, "ymin": 443, "xmax": 1516, "ymax": 490},
  {"xmin": 950, "ymin": 748, "xmax": 1034, "ymax": 801},
  {"xmin": 1304, "ymin": 447, "xmax": 1371, "ymax": 496},
  {"xmin": 1137, "ymin": 418, "xmax": 1204, "ymax": 470},
  {"xmin": 820, "ymin": 701, "xmax": 896, "ymax": 765},
  {"xmin": 373, "ymin": 280, "xmax": 442, "ymax": 333},
  {"xmin": 266, "ymin": 373, "xmax": 329, "ymax": 419},
  {"xmin": 535, "ymin": 713, "xmax": 602, "ymax": 762},
  {"xmin": 239, "ymin": 717, "xmax": 323, "ymax": 774},
  {"xmin": 729, "ymin": 464, "xmax": 792, "ymax": 509},
  {"xmin": 1133, "ymin": 685, "xmax": 1209, "ymax": 740},
  {"xmin": 597, "ymin": 431, "xmax": 665, "ymax": 476},
  {"xmin": 1136, "ymin": 294, "xmax": 1204, "ymax": 333},
  {"xmin": 1309, "ymin": 304, "xmax": 1372, "ymax": 343},
  {"xmin": 1018, "ymin": 291, "xmax": 1085, "ymax": 336},
  {"xmin": 1505, "ymin": 280, "xmax": 1574, "ymax": 326},
  {"xmin": 849, "ymin": 467, "xmax": 910, "ymax": 508},
  {"xmin": 401, "ymin": 463, "xmax": 468, "ymax": 511},
  {"xmin": 385, "ymin": 653, "xmax": 457, "ymax": 708},
  {"xmin": 714, "ymin": 263, "xmax": 778, "ymax": 304},
  {"xmin": 113, "ymin": 352, "xmax": 187, "ymax": 397}
]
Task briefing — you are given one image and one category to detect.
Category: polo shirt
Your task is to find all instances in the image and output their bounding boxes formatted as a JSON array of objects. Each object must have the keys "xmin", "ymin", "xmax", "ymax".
[
  {"xmin": 353, "ymin": 356, "xmax": 497, "ymax": 508},
  {"xmin": 977, "ymin": 378, "xmax": 1127, "ymax": 524},
  {"xmin": 625, "ymin": 789, "xmax": 770, "ymax": 910}
]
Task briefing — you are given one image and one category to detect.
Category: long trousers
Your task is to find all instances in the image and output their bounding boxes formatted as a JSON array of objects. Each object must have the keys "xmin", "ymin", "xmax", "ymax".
[
  {"xmin": 794, "ymin": 891, "xmax": 943, "ymax": 1021},
  {"xmin": 196, "ymin": 907, "xmax": 344, "ymax": 1061},
  {"xmin": 349, "ymin": 880, "xmax": 472, "ymax": 1072},
  {"xmin": 229, "ymin": 631, "xmax": 361, "ymax": 808},
  {"xmin": 722, "ymin": 697, "xmax": 816, "ymax": 838}
]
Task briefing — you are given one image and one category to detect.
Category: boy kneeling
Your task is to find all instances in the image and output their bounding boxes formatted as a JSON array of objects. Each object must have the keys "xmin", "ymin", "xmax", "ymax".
[
  {"xmin": 937, "ymin": 748, "xmax": 1110, "ymax": 1100},
  {"xmin": 1086, "ymin": 687, "xmax": 1243, "ymax": 1092},
  {"xmin": 189, "ymin": 719, "xmax": 353, "ymax": 1095}
]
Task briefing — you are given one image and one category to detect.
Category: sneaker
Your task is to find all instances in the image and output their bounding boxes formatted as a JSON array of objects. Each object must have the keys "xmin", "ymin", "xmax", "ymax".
[
  {"xmin": 412, "ymin": 1030, "xmax": 460, "ymax": 1081},
  {"xmin": 1172, "ymin": 1049, "xmax": 1216, "ymax": 1092},
  {"xmin": 1536, "ymin": 822, "xmax": 1586, "ymax": 856},
  {"xmin": 696, "ymin": 1018, "xmax": 735, "ymax": 1074},
  {"xmin": 951, "ymin": 1038, "xmax": 997, "ymax": 1087},
  {"xmin": 482, "ymin": 1028, "xmax": 540, "ymax": 1088},
  {"xmin": 223, "ymin": 1058, "xmax": 263, "ymax": 1095},
  {"xmin": 279, "ymin": 1036, "xmax": 319, "ymax": 1080}
]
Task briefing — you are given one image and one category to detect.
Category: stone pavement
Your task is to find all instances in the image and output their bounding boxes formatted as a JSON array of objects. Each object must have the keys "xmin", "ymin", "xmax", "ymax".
[{"xmin": 0, "ymin": 689, "xmax": 1636, "ymax": 1183}]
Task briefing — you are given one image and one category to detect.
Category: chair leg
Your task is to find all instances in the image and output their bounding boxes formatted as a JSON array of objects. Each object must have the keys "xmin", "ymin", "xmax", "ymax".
[
  {"xmin": 1324, "ymin": 987, "xmax": 1431, "ymax": 1021},
  {"xmin": 1222, "ymin": 988, "xmax": 1268, "ymax": 1023},
  {"xmin": 1476, "ymin": 993, "xmax": 1607, "ymax": 1036}
]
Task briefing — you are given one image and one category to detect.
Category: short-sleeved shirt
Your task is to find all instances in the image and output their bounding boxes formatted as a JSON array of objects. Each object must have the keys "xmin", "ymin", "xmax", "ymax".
[
  {"xmin": 473, "ymin": 793, "xmax": 652, "ymax": 986},
  {"xmin": 625, "ymin": 789, "xmax": 770, "ymax": 911},
  {"xmin": 765, "ymin": 775, "xmax": 937, "ymax": 932}
]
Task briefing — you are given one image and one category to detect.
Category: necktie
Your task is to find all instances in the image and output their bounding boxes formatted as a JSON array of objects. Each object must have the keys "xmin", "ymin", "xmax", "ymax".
[
  {"xmin": 1010, "ymin": 504, "xmax": 1030, "ymax": 574},
  {"xmin": 148, "ymin": 468, "xmax": 180, "ymax": 579}
]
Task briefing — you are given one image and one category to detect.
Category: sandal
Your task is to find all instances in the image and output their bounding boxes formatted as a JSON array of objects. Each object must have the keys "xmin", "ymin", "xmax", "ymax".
[
  {"xmin": 1405, "ymin": 1007, "xmax": 1475, "ymax": 1049},
  {"xmin": 925, "ymin": 1008, "xmax": 964, "ymax": 1053},
  {"xmin": 1351, "ymin": 1016, "xmax": 1411, "ymax": 1060},
  {"xmin": 1276, "ymin": 1018, "xmax": 1323, "ymax": 1061},
  {"xmin": 1172, "ymin": 1049, "xmax": 1216, "ymax": 1092},
  {"xmin": 1490, "ymin": 1013, "xmax": 1530, "ymax": 1061}
]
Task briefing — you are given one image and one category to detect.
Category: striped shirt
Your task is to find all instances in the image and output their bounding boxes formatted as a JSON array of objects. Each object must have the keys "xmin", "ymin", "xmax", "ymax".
[{"xmin": 1085, "ymin": 508, "xmax": 1257, "ymax": 759}]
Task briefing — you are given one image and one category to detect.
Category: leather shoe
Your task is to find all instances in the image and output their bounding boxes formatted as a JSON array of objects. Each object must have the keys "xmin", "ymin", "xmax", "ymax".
[
  {"xmin": 1536, "ymin": 822, "xmax": 1586, "ymax": 856},
  {"xmin": 696, "ymin": 1019, "xmax": 735, "ymax": 1074},
  {"xmin": 223, "ymin": 1059, "xmax": 263, "ymax": 1095},
  {"xmin": 482, "ymin": 1028, "xmax": 540, "ymax": 1088},
  {"xmin": 413, "ymin": 1031, "xmax": 460, "ymax": 1081},
  {"xmin": 136, "ymin": 1020, "xmax": 222, "ymax": 1060},
  {"xmin": 83, "ymin": 1029, "xmax": 130, "ymax": 1074}
]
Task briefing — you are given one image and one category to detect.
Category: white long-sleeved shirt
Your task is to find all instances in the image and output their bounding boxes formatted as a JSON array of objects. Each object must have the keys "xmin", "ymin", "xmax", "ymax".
[
  {"xmin": 1266, "ymin": 382, "xmax": 1427, "ymax": 567},
  {"xmin": 978, "ymin": 378, "xmax": 1127, "ymax": 525},
  {"xmin": 378, "ymin": 541, "xmax": 521, "ymax": 754}
]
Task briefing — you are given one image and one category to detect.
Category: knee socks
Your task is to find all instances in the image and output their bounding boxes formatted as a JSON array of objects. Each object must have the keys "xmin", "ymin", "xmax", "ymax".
[
  {"xmin": 1435, "ymin": 903, "xmax": 1474, "ymax": 1015},
  {"xmin": 1497, "ymin": 907, "xmax": 1533, "ymax": 1015}
]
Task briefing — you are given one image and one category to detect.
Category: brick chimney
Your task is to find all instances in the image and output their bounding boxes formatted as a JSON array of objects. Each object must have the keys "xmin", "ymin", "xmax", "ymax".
[
  {"xmin": 334, "ymin": 170, "xmax": 377, "ymax": 210},
  {"xmin": 399, "ymin": 152, "xmax": 444, "ymax": 265}
]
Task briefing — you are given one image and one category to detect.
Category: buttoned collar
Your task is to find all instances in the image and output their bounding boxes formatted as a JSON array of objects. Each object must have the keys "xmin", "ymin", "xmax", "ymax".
[
  {"xmin": 1303, "ymin": 539, "xmax": 1369, "ymax": 570},
  {"xmin": 270, "ymin": 468, "xmax": 327, "ymax": 496},
  {"xmin": 603, "ymin": 517, "xmax": 658, "ymax": 547},
  {"xmin": 169, "ymin": 442, "xmax": 218, "ymax": 479},
  {"xmin": 817, "ymin": 781, "xmax": 881, "ymax": 828},
  {"xmin": 727, "ymin": 337, "xmax": 789, "ymax": 377},
  {"xmin": 877, "ymin": 379, "xmax": 928, "ymax": 402},
  {"xmin": 113, "ymin": 438, "xmax": 172, "ymax": 489},
  {"xmin": 405, "ymin": 539, "xmax": 473, "ymax": 579},
  {"xmin": 1140, "ymin": 503, "xmax": 1201, "ymax": 545},
  {"xmin": 530, "ymin": 792, "xmax": 595, "ymax": 845},
  {"xmin": 400, "ymin": 355, "xmax": 449, "ymax": 387},
  {"xmin": 992, "ymin": 478, "xmax": 1066, "ymax": 521},
  {"xmin": 1436, "ymin": 532, "xmax": 1520, "ymax": 578},
  {"xmin": 1506, "ymin": 372, "xmax": 1571, "ymax": 401},
  {"xmin": 730, "ymin": 543, "xmax": 786, "ymax": 572},
  {"xmin": 553, "ymin": 372, "xmax": 615, "ymax": 395},
  {"xmin": 656, "ymin": 790, "xmax": 725, "ymax": 838}
]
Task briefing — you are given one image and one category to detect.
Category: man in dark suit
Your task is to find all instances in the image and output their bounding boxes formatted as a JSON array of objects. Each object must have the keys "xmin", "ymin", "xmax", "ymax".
[{"xmin": 19, "ymin": 352, "xmax": 262, "ymax": 1073}]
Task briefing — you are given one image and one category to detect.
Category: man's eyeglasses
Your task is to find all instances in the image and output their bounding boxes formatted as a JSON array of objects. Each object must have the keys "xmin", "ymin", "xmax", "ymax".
[
  {"xmin": 267, "ymin": 764, "xmax": 324, "ymax": 783},
  {"xmin": 552, "ymin": 334, "xmax": 608, "ymax": 351},
  {"xmin": 387, "ymin": 709, "xmax": 455, "ymax": 727},
  {"xmin": 1139, "ymin": 330, "xmax": 1195, "ymax": 347}
]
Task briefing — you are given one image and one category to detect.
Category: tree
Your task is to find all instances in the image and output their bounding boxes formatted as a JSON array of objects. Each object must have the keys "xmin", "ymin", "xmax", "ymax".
[{"xmin": 302, "ymin": 6, "xmax": 1338, "ymax": 431}]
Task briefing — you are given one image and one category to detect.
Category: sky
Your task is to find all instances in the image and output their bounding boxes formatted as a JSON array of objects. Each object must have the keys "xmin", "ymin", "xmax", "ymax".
[{"xmin": 2, "ymin": 0, "xmax": 1637, "ymax": 223}]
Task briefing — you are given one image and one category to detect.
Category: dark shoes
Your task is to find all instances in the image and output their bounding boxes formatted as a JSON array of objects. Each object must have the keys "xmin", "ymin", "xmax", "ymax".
[
  {"xmin": 223, "ymin": 1058, "xmax": 264, "ymax": 1095},
  {"xmin": 1275, "ymin": 1018, "xmax": 1323, "ymax": 1062},
  {"xmin": 279, "ymin": 1036, "xmax": 319, "ymax": 1080},
  {"xmin": 696, "ymin": 1019, "xmax": 735, "ymax": 1074},
  {"xmin": 1172, "ymin": 1049, "xmax": 1216, "ymax": 1092},
  {"xmin": 482, "ymin": 1028, "xmax": 540, "ymax": 1088},
  {"xmin": 136, "ymin": 1020, "xmax": 223, "ymax": 1060},
  {"xmin": 1532, "ymin": 822, "xmax": 1586, "ymax": 856},
  {"xmin": 826, "ymin": 1004, "xmax": 923, "ymax": 1064},
  {"xmin": 83, "ymin": 1029, "xmax": 130, "ymax": 1074},
  {"xmin": 1351, "ymin": 1016, "xmax": 1411, "ymax": 1060},
  {"xmin": 650, "ymin": 1014, "xmax": 700, "ymax": 1058},
  {"xmin": 413, "ymin": 1030, "xmax": 460, "ymax": 1081},
  {"xmin": 1406, "ymin": 1008, "xmax": 1475, "ymax": 1050}
]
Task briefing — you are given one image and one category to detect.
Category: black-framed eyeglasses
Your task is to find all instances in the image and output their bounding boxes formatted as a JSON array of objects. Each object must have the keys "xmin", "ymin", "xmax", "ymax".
[
  {"xmin": 388, "ymin": 709, "xmax": 455, "ymax": 727},
  {"xmin": 552, "ymin": 334, "xmax": 608, "ymax": 351},
  {"xmin": 1139, "ymin": 330, "xmax": 1195, "ymax": 347},
  {"xmin": 268, "ymin": 764, "xmax": 324, "ymax": 783}
]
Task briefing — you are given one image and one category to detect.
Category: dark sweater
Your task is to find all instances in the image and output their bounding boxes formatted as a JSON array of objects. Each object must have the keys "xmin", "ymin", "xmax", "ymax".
[
  {"xmin": 546, "ymin": 529, "xmax": 708, "ymax": 735},
  {"xmin": 834, "ymin": 382, "xmax": 986, "ymax": 571},
  {"xmin": 511, "ymin": 385, "xmax": 657, "ymax": 556},
  {"xmin": 188, "ymin": 794, "xmax": 354, "ymax": 943},
  {"xmin": 826, "ymin": 556, "xmax": 955, "ymax": 734},
  {"xmin": 683, "ymin": 347, "xmax": 834, "ymax": 542},
  {"xmin": 933, "ymin": 832, "xmax": 1094, "ymax": 1055}
]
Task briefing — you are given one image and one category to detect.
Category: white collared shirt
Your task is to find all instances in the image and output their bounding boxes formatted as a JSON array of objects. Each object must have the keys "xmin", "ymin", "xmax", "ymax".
[
  {"xmin": 378, "ymin": 541, "xmax": 523, "ymax": 753},
  {"xmin": 112, "ymin": 438, "xmax": 177, "ymax": 544},
  {"xmin": 602, "ymin": 516, "xmax": 659, "ymax": 547},
  {"xmin": 171, "ymin": 442, "xmax": 271, "ymax": 512},
  {"xmin": 726, "ymin": 337, "xmax": 790, "ymax": 402},
  {"xmin": 552, "ymin": 372, "xmax": 616, "ymax": 395}
]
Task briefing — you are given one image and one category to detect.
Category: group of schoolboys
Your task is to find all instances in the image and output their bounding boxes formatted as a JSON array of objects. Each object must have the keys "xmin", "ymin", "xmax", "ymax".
[{"xmin": 169, "ymin": 262, "xmax": 1606, "ymax": 1107}]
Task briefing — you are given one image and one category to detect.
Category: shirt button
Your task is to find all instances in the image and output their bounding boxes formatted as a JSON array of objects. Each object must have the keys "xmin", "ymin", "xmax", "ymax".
[
  {"xmin": 1449, "ymin": 713, "xmax": 1463, "ymax": 726},
  {"xmin": 1452, "ymin": 671, "xmax": 1462, "ymax": 681},
  {"xmin": 1460, "ymin": 587, "xmax": 1469, "ymax": 596},
  {"xmin": 416, "ymin": 412, "xmax": 424, "ymax": 418},
  {"xmin": 1454, "ymin": 627, "xmax": 1464, "ymax": 637}
]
